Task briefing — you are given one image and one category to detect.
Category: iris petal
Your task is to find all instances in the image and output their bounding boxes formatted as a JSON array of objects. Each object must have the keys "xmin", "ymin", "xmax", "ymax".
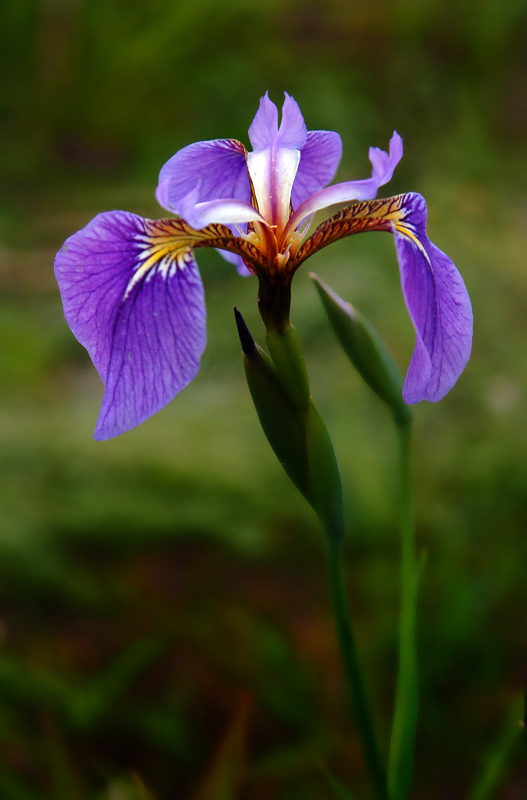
[
  {"xmin": 295, "ymin": 192, "xmax": 472, "ymax": 403},
  {"xmin": 54, "ymin": 211, "xmax": 206, "ymax": 439},
  {"xmin": 392, "ymin": 194, "xmax": 473, "ymax": 403},
  {"xmin": 276, "ymin": 92, "xmax": 308, "ymax": 150},
  {"xmin": 156, "ymin": 138, "xmax": 250, "ymax": 213},
  {"xmin": 247, "ymin": 93, "xmax": 308, "ymax": 226},
  {"xmin": 287, "ymin": 132, "xmax": 403, "ymax": 231},
  {"xmin": 292, "ymin": 130, "xmax": 343, "ymax": 209},
  {"xmin": 248, "ymin": 92, "xmax": 279, "ymax": 150},
  {"xmin": 156, "ymin": 138, "xmax": 251, "ymax": 274}
]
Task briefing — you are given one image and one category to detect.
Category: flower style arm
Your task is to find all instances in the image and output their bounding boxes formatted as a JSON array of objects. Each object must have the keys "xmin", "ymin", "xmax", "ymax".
[
  {"xmin": 295, "ymin": 193, "xmax": 472, "ymax": 403},
  {"xmin": 286, "ymin": 132, "xmax": 403, "ymax": 233}
]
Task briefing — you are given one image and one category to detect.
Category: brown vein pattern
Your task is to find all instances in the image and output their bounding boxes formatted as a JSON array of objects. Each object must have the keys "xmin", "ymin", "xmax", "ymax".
[
  {"xmin": 142, "ymin": 217, "xmax": 266, "ymax": 271},
  {"xmin": 293, "ymin": 194, "xmax": 409, "ymax": 268}
]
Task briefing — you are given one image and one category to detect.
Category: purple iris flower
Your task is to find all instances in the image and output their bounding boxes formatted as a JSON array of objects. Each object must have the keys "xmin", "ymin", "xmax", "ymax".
[{"xmin": 55, "ymin": 92, "xmax": 472, "ymax": 440}]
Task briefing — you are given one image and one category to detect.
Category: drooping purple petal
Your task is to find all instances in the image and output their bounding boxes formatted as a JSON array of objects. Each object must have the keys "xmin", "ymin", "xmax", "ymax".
[
  {"xmin": 287, "ymin": 132, "xmax": 403, "ymax": 231},
  {"xmin": 291, "ymin": 130, "xmax": 343, "ymax": 209},
  {"xmin": 156, "ymin": 138, "xmax": 251, "ymax": 213},
  {"xmin": 54, "ymin": 211, "xmax": 206, "ymax": 439},
  {"xmin": 392, "ymin": 193, "xmax": 473, "ymax": 403},
  {"xmin": 293, "ymin": 191, "xmax": 472, "ymax": 402}
]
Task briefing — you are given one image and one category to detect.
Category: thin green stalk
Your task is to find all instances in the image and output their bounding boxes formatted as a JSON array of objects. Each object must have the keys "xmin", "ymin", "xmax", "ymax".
[
  {"xmin": 326, "ymin": 531, "xmax": 387, "ymax": 800},
  {"xmin": 388, "ymin": 419, "xmax": 420, "ymax": 800}
]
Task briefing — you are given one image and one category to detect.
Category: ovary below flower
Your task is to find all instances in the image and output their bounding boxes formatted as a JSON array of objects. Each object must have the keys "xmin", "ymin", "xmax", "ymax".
[{"xmin": 54, "ymin": 92, "xmax": 472, "ymax": 440}]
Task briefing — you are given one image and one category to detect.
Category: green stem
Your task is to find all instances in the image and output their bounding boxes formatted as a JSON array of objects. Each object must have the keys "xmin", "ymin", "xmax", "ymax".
[
  {"xmin": 326, "ymin": 531, "xmax": 387, "ymax": 800},
  {"xmin": 387, "ymin": 419, "xmax": 420, "ymax": 800}
]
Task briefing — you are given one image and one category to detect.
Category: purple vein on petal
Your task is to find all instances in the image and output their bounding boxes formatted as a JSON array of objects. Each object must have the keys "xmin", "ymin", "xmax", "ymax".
[
  {"xmin": 391, "ymin": 193, "xmax": 473, "ymax": 403},
  {"xmin": 54, "ymin": 211, "xmax": 207, "ymax": 439}
]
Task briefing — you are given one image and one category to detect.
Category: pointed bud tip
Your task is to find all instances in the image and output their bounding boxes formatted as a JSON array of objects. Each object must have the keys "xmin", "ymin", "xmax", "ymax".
[
  {"xmin": 309, "ymin": 272, "xmax": 356, "ymax": 318},
  {"xmin": 311, "ymin": 274, "xmax": 409, "ymax": 423},
  {"xmin": 234, "ymin": 307, "xmax": 256, "ymax": 358}
]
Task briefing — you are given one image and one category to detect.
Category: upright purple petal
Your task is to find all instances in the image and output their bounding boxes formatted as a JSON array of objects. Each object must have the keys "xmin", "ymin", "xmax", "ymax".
[
  {"xmin": 393, "ymin": 193, "xmax": 473, "ymax": 403},
  {"xmin": 156, "ymin": 138, "xmax": 253, "ymax": 272},
  {"xmin": 292, "ymin": 130, "xmax": 342, "ymax": 209},
  {"xmin": 156, "ymin": 138, "xmax": 251, "ymax": 214},
  {"xmin": 54, "ymin": 211, "xmax": 206, "ymax": 439},
  {"xmin": 248, "ymin": 92, "xmax": 279, "ymax": 150},
  {"xmin": 247, "ymin": 93, "xmax": 308, "ymax": 226},
  {"xmin": 276, "ymin": 92, "xmax": 308, "ymax": 150},
  {"xmin": 250, "ymin": 93, "xmax": 334, "ymax": 210}
]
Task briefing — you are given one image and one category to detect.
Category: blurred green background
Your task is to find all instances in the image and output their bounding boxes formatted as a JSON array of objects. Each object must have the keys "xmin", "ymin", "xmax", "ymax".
[{"xmin": 1, "ymin": 0, "xmax": 527, "ymax": 797}]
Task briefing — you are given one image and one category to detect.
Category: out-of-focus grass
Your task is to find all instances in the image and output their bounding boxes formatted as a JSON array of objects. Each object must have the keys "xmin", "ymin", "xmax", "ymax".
[{"xmin": 1, "ymin": 0, "xmax": 527, "ymax": 796}]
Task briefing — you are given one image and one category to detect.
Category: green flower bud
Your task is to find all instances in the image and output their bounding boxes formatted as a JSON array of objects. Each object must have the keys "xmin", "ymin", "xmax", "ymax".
[
  {"xmin": 235, "ymin": 308, "xmax": 344, "ymax": 538},
  {"xmin": 265, "ymin": 324, "xmax": 311, "ymax": 416},
  {"xmin": 234, "ymin": 308, "xmax": 312, "ymax": 503},
  {"xmin": 310, "ymin": 274, "xmax": 411, "ymax": 426}
]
